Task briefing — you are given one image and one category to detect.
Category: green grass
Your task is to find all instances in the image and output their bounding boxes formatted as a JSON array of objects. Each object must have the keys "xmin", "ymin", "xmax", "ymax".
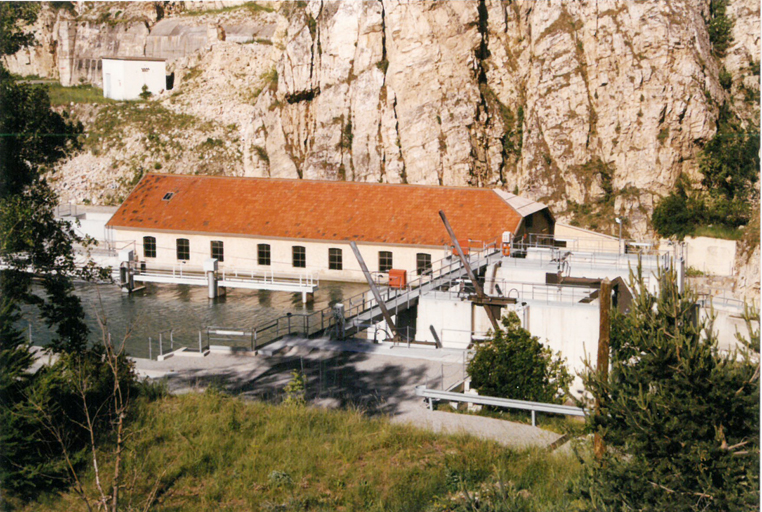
[
  {"xmin": 46, "ymin": 83, "xmax": 117, "ymax": 106},
  {"xmin": 183, "ymin": 1, "xmax": 274, "ymax": 16},
  {"xmin": 24, "ymin": 391, "xmax": 582, "ymax": 511},
  {"xmin": 691, "ymin": 224, "xmax": 746, "ymax": 241}
]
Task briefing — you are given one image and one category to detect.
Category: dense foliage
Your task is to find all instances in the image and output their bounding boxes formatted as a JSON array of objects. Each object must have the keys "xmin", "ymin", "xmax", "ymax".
[
  {"xmin": 0, "ymin": 4, "xmax": 130, "ymax": 505},
  {"xmin": 579, "ymin": 269, "xmax": 760, "ymax": 511},
  {"xmin": 707, "ymin": 0, "xmax": 734, "ymax": 57},
  {"xmin": 467, "ymin": 313, "xmax": 572, "ymax": 404},
  {"xmin": 652, "ymin": 106, "xmax": 759, "ymax": 240}
]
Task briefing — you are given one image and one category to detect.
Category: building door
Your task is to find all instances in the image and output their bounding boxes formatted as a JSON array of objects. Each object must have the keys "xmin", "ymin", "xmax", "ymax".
[{"xmin": 104, "ymin": 73, "xmax": 111, "ymax": 98}]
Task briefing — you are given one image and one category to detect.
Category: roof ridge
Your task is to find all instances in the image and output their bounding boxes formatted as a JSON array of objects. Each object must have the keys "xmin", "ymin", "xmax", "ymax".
[{"xmin": 143, "ymin": 173, "xmax": 501, "ymax": 193}]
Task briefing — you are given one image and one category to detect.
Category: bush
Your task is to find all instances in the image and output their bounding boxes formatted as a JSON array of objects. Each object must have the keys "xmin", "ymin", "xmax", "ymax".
[
  {"xmin": 139, "ymin": 84, "xmax": 151, "ymax": 100},
  {"xmin": 579, "ymin": 268, "xmax": 759, "ymax": 511},
  {"xmin": 651, "ymin": 176, "xmax": 705, "ymax": 239},
  {"xmin": 719, "ymin": 66, "xmax": 732, "ymax": 90},
  {"xmin": 652, "ymin": 106, "xmax": 759, "ymax": 240},
  {"xmin": 708, "ymin": 0, "xmax": 734, "ymax": 56},
  {"xmin": 467, "ymin": 313, "xmax": 572, "ymax": 404},
  {"xmin": 283, "ymin": 370, "xmax": 306, "ymax": 406}
]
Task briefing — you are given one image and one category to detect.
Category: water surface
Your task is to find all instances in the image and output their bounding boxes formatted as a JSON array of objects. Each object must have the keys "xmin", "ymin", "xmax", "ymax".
[{"xmin": 20, "ymin": 280, "xmax": 368, "ymax": 358}]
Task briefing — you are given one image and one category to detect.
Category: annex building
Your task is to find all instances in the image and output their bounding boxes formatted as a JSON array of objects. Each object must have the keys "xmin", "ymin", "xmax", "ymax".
[{"xmin": 106, "ymin": 174, "xmax": 554, "ymax": 283}]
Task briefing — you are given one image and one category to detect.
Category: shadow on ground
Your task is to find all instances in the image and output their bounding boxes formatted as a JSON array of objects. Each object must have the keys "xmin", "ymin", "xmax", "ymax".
[{"xmin": 161, "ymin": 346, "xmax": 460, "ymax": 416}]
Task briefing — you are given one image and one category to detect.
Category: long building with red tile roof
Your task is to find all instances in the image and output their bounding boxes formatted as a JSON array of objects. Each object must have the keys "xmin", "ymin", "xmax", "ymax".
[{"xmin": 106, "ymin": 174, "xmax": 553, "ymax": 281}]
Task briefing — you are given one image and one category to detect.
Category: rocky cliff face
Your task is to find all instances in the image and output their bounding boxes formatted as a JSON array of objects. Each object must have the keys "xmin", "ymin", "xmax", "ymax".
[{"xmin": 6, "ymin": 1, "xmax": 760, "ymax": 240}]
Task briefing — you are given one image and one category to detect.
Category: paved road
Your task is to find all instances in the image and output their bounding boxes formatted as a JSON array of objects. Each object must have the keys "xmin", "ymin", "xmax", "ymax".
[{"xmin": 130, "ymin": 336, "xmax": 563, "ymax": 449}]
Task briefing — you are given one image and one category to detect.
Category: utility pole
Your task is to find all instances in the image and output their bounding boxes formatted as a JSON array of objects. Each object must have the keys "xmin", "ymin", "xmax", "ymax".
[{"xmin": 594, "ymin": 278, "xmax": 611, "ymax": 460}]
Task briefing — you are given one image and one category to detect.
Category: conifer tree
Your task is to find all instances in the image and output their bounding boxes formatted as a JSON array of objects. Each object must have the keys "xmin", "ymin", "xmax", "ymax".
[{"xmin": 580, "ymin": 268, "xmax": 759, "ymax": 511}]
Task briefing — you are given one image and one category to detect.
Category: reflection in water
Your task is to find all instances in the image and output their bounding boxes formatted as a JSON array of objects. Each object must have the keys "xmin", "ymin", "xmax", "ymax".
[{"xmin": 19, "ymin": 280, "xmax": 368, "ymax": 359}]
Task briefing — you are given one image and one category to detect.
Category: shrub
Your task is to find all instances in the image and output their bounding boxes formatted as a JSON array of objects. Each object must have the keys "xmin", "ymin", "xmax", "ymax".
[
  {"xmin": 719, "ymin": 66, "xmax": 733, "ymax": 90},
  {"xmin": 651, "ymin": 176, "xmax": 705, "ymax": 239},
  {"xmin": 283, "ymin": 370, "xmax": 306, "ymax": 406},
  {"xmin": 467, "ymin": 313, "xmax": 572, "ymax": 404},
  {"xmin": 138, "ymin": 84, "xmax": 151, "ymax": 100},
  {"xmin": 707, "ymin": 0, "xmax": 734, "ymax": 57}
]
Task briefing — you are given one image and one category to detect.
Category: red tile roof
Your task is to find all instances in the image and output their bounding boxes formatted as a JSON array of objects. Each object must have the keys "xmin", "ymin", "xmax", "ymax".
[{"xmin": 107, "ymin": 174, "xmax": 534, "ymax": 247}]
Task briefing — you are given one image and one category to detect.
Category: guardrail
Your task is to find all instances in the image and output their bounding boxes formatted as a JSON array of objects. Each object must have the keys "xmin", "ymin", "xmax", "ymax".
[{"xmin": 415, "ymin": 385, "xmax": 586, "ymax": 427}]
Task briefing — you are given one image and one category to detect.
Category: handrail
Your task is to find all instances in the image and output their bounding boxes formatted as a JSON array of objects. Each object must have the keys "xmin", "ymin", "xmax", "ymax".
[
  {"xmin": 415, "ymin": 385, "xmax": 585, "ymax": 426},
  {"xmin": 245, "ymin": 249, "xmax": 502, "ymax": 348}
]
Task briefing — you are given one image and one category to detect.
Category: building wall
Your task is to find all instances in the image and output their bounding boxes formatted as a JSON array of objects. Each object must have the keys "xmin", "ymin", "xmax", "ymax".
[
  {"xmin": 554, "ymin": 223, "xmax": 620, "ymax": 253},
  {"xmin": 113, "ymin": 228, "xmax": 451, "ymax": 283},
  {"xmin": 102, "ymin": 59, "xmax": 166, "ymax": 101},
  {"xmin": 683, "ymin": 236, "xmax": 736, "ymax": 276}
]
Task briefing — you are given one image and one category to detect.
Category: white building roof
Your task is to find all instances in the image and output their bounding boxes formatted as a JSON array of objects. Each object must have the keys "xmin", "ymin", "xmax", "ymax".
[{"xmin": 493, "ymin": 190, "xmax": 552, "ymax": 219}]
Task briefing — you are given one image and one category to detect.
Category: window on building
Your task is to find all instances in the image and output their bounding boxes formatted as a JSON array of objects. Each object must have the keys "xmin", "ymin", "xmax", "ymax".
[
  {"xmin": 293, "ymin": 246, "xmax": 306, "ymax": 268},
  {"xmin": 379, "ymin": 251, "xmax": 393, "ymax": 272},
  {"xmin": 176, "ymin": 238, "xmax": 190, "ymax": 260},
  {"xmin": 143, "ymin": 236, "xmax": 156, "ymax": 259},
  {"xmin": 258, "ymin": 244, "xmax": 271, "ymax": 266},
  {"xmin": 211, "ymin": 240, "xmax": 224, "ymax": 262},
  {"xmin": 417, "ymin": 253, "xmax": 432, "ymax": 275},
  {"xmin": 162, "ymin": 192, "xmax": 174, "ymax": 201},
  {"xmin": 329, "ymin": 248, "xmax": 343, "ymax": 270}
]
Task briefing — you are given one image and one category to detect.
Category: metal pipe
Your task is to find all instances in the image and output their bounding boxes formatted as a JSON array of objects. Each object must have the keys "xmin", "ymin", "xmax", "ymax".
[{"xmin": 349, "ymin": 242, "xmax": 399, "ymax": 340}]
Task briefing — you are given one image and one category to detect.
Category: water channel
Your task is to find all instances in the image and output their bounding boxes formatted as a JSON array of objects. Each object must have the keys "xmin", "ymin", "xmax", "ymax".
[{"xmin": 20, "ymin": 280, "xmax": 369, "ymax": 359}]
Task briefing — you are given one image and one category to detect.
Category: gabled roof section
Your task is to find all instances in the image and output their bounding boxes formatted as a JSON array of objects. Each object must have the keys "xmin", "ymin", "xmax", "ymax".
[
  {"xmin": 107, "ymin": 174, "xmax": 530, "ymax": 247},
  {"xmin": 493, "ymin": 190, "xmax": 553, "ymax": 220}
]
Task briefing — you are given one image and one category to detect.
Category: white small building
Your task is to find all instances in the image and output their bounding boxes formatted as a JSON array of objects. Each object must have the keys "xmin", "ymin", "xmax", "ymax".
[{"xmin": 102, "ymin": 57, "xmax": 167, "ymax": 101}]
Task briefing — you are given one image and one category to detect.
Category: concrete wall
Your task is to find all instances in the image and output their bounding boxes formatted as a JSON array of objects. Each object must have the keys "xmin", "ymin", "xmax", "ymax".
[
  {"xmin": 102, "ymin": 59, "xmax": 166, "ymax": 100},
  {"xmin": 684, "ymin": 236, "xmax": 736, "ymax": 276},
  {"xmin": 555, "ymin": 223, "xmax": 621, "ymax": 253},
  {"xmin": 521, "ymin": 302, "xmax": 599, "ymax": 395},
  {"xmin": 416, "ymin": 295, "xmax": 473, "ymax": 349},
  {"xmin": 112, "ymin": 227, "xmax": 449, "ymax": 283}
]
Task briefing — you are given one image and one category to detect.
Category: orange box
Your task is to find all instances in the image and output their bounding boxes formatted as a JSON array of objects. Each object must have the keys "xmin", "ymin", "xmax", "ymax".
[{"xmin": 388, "ymin": 269, "xmax": 407, "ymax": 289}]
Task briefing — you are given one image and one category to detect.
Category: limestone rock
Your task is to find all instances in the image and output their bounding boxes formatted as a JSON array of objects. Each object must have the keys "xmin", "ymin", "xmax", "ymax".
[{"xmin": 3, "ymin": 0, "xmax": 757, "ymax": 246}]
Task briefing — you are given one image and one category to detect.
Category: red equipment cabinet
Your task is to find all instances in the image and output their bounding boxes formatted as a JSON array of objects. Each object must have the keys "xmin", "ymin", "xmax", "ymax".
[{"xmin": 388, "ymin": 269, "xmax": 407, "ymax": 289}]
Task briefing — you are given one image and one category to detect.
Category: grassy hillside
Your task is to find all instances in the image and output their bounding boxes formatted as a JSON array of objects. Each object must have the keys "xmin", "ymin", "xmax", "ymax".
[{"xmin": 25, "ymin": 391, "xmax": 582, "ymax": 511}]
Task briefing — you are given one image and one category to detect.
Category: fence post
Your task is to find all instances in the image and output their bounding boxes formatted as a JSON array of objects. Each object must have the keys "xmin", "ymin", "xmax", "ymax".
[
  {"xmin": 531, "ymin": 410, "xmax": 536, "ymax": 427},
  {"xmin": 159, "ymin": 333, "xmax": 163, "ymax": 357},
  {"xmin": 254, "ymin": 329, "xmax": 257, "ymax": 352},
  {"xmin": 198, "ymin": 331, "xmax": 203, "ymax": 353},
  {"xmin": 149, "ymin": 337, "xmax": 152, "ymax": 360},
  {"xmin": 594, "ymin": 279, "xmax": 612, "ymax": 460},
  {"xmin": 171, "ymin": 330, "xmax": 174, "ymax": 350}
]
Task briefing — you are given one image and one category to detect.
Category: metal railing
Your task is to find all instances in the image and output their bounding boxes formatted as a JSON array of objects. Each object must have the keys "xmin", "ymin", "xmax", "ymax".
[
  {"xmin": 54, "ymin": 203, "xmax": 79, "ymax": 218},
  {"xmin": 244, "ymin": 248, "xmax": 502, "ymax": 348},
  {"xmin": 132, "ymin": 264, "xmax": 319, "ymax": 287},
  {"xmin": 415, "ymin": 385, "xmax": 586, "ymax": 426}
]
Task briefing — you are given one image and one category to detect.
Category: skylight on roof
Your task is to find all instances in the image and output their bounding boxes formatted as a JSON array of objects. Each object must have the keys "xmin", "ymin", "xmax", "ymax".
[{"xmin": 162, "ymin": 192, "xmax": 174, "ymax": 201}]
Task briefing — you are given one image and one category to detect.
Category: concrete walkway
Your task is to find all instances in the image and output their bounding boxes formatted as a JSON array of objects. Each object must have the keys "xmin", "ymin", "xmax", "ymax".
[{"xmin": 129, "ymin": 336, "xmax": 564, "ymax": 449}]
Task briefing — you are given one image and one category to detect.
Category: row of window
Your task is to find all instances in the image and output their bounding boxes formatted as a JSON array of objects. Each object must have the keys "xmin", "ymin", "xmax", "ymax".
[{"xmin": 142, "ymin": 237, "xmax": 433, "ymax": 274}]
